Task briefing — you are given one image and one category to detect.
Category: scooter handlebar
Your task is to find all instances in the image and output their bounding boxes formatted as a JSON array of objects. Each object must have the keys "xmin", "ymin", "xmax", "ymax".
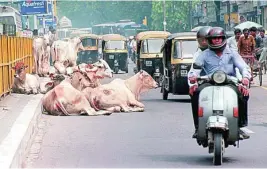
[{"xmin": 196, "ymin": 75, "xmax": 241, "ymax": 84}]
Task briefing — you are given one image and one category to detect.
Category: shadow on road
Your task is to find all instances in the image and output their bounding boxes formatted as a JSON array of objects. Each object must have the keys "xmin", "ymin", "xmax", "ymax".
[
  {"xmin": 141, "ymin": 154, "xmax": 239, "ymax": 166},
  {"xmin": 142, "ymin": 98, "xmax": 191, "ymax": 103}
]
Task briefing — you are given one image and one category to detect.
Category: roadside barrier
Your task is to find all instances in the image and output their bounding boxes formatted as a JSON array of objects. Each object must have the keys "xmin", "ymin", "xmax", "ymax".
[{"xmin": 0, "ymin": 35, "xmax": 34, "ymax": 97}]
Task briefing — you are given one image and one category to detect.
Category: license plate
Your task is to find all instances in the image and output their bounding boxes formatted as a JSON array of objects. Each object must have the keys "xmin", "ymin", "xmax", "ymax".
[
  {"xmin": 180, "ymin": 70, "xmax": 188, "ymax": 77},
  {"xmin": 146, "ymin": 61, "xmax": 152, "ymax": 66},
  {"xmin": 109, "ymin": 55, "xmax": 114, "ymax": 59}
]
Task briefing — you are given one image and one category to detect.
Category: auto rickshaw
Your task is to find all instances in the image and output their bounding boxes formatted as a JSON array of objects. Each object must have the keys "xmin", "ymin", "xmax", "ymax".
[
  {"xmin": 76, "ymin": 34, "xmax": 100, "ymax": 64},
  {"xmin": 135, "ymin": 31, "xmax": 170, "ymax": 86},
  {"xmin": 101, "ymin": 34, "xmax": 128, "ymax": 74},
  {"xmin": 161, "ymin": 32, "xmax": 198, "ymax": 100}
]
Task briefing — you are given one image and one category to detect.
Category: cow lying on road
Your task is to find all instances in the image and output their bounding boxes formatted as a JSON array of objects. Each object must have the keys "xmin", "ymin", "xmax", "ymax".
[
  {"xmin": 42, "ymin": 79, "xmax": 112, "ymax": 116},
  {"xmin": 12, "ymin": 62, "xmax": 40, "ymax": 94},
  {"xmin": 82, "ymin": 70, "xmax": 158, "ymax": 113}
]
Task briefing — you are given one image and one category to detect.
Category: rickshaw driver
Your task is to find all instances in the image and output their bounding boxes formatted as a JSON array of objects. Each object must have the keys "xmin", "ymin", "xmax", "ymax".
[{"xmin": 188, "ymin": 27, "xmax": 251, "ymax": 139}]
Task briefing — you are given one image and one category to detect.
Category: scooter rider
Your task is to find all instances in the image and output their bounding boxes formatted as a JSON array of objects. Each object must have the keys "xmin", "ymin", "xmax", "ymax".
[
  {"xmin": 188, "ymin": 27, "xmax": 251, "ymax": 139},
  {"xmin": 188, "ymin": 26, "xmax": 212, "ymax": 133},
  {"xmin": 189, "ymin": 26, "xmax": 212, "ymax": 89}
]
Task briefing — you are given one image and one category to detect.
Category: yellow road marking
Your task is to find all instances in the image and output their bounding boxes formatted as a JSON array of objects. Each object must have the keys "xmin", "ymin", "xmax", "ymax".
[{"xmin": 253, "ymin": 84, "xmax": 267, "ymax": 90}]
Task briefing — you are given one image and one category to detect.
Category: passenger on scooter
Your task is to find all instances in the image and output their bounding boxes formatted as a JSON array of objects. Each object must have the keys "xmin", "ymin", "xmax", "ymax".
[
  {"xmin": 188, "ymin": 26, "xmax": 212, "ymax": 132},
  {"xmin": 188, "ymin": 27, "xmax": 251, "ymax": 139}
]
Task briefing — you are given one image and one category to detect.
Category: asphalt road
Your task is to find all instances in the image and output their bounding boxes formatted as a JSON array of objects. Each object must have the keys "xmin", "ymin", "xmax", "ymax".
[{"xmin": 25, "ymin": 61, "xmax": 267, "ymax": 168}]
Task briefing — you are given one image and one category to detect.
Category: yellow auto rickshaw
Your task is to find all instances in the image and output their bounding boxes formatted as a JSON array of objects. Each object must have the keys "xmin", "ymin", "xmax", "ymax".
[
  {"xmin": 77, "ymin": 34, "xmax": 100, "ymax": 64},
  {"xmin": 161, "ymin": 32, "xmax": 198, "ymax": 100},
  {"xmin": 135, "ymin": 31, "xmax": 170, "ymax": 86},
  {"xmin": 101, "ymin": 34, "xmax": 128, "ymax": 74}
]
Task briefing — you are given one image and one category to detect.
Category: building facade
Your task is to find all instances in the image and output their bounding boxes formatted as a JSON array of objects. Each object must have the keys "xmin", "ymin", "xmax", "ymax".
[{"xmin": 192, "ymin": 0, "xmax": 267, "ymax": 30}]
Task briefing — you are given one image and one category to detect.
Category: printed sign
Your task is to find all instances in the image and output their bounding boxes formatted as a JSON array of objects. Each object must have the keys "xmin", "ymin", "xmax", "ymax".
[{"xmin": 19, "ymin": 0, "xmax": 48, "ymax": 15}]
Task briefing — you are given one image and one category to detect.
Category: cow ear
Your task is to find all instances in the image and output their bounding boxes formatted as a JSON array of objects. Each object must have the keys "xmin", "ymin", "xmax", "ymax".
[
  {"xmin": 24, "ymin": 65, "xmax": 28, "ymax": 69},
  {"xmin": 45, "ymin": 82, "xmax": 54, "ymax": 88},
  {"xmin": 11, "ymin": 66, "xmax": 16, "ymax": 70},
  {"xmin": 49, "ymin": 73, "xmax": 55, "ymax": 79},
  {"xmin": 139, "ymin": 72, "xmax": 144, "ymax": 80}
]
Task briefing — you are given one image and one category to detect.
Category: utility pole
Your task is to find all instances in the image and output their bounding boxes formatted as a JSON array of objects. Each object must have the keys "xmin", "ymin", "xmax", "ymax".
[
  {"xmin": 189, "ymin": 0, "xmax": 192, "ymax": 30},
  {"xmin": 163, "ymin": 0, "xmax": 166, "ymax": 31},
  {"xmin": 227, "ymin": 1, "xmax": 230, "ymax": 31},
  {"xmin": 257, "ymin": 1, "xmax": 261, "ymax": 24}
]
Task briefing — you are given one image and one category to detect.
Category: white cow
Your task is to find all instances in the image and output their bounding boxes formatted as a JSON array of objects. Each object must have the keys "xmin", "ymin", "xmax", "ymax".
[
  {"xmin": 51, "ymin": 37, "xmax": 84, "ymax": 68},
  {"xmin": 12, "ymin": 62, "xmax": 40, "ymax": 94},
  {"xmin": 32, "ymin": 35, "xmax": 50, "ymax": 76}
]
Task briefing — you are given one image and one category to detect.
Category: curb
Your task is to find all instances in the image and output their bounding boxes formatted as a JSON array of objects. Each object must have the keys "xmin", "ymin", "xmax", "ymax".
[{"xmin": 0, "ymin": 94, "xmax": 43, "ymax": 169}]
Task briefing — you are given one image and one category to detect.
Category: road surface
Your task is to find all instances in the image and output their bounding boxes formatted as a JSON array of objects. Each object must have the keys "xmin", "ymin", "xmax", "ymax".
[{"xmin": 25, "ymin": 61, "xmax": 267, "ymax": 168}]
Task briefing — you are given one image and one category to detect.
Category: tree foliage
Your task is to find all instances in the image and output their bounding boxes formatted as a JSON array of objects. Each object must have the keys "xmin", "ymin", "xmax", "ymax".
[
  {"xmin": 56, "ymin": 0, "xmax": 198, "ymax": 32},
  {"xmin": 151, "ymin": 0, "xmax": 199, "ymax": 32},
  {"xmin": 57, "ymin": 1, "xmax": 152, "ymax": 28}
]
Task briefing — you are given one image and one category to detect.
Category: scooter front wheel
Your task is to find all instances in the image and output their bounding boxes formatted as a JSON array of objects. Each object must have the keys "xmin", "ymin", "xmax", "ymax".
[{"xmin": 213, "ymin": 133, "xmax": 224, "ymax": 165}]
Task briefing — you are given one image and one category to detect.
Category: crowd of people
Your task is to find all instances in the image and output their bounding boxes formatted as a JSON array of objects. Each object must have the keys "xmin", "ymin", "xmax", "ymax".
[{"xmin": 228, "ymin": 27, "xmax": 267, "ymax": 84}]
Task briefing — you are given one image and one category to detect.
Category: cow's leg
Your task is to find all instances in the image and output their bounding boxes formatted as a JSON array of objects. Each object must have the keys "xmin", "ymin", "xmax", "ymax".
[
  {"xmin": 34, "ymin": 50, "xmax": 39, "ymax": 74},
  {"xmin": 96, "ymin": 110, "xmax": 112, "ymax": 116},
  {"xmin": 106, "ymin": 106, "xmax": 121, "ymax": 112},
  {"xmin": 32, "ymin": 87, "xmax": 38, "ymax": 94},
  {"xmin": 119, "ymin": 104, "xmax": 131, "ymax": 112},
  {"xmin": 128, "ymin": 99, "xmax": 145, "ymax": 108},
  {"xmin": 82, "ymin": 108, "xmax": 111, "ymax": 116},
  {"xmin": 129, "ymin": 107, "xmax": 145, "ymax": 112},
  {"xmin": 25, "ymin": 89, "xmax": 32, "ymax": 95}
]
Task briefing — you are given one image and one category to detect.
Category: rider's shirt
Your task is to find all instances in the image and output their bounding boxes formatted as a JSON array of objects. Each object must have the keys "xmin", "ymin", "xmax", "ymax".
[
  {"xmin": 237, "ymin": 35, "xmax": 255, "ymax": 56},
  {"xmin": 188, "ymin": 46, "xmax": 251, "ymax": 80}
]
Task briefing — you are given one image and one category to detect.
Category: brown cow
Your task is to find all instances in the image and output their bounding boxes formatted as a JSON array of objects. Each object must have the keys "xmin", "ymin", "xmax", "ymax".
[
  {"xmin": 82, "ymin": 70, "xmax": 158, "ymax": 113},
  {"xmin": 41, "ymin": 80, "xmax": 112, "ymax": 116}
]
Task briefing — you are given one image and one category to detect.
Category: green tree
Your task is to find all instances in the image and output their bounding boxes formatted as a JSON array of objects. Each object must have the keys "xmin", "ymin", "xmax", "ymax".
[
  {"xmin": 151, "ymin": 0, "xmax": 199, "ymax": 33},
  {"xmin": 57, "ymin": 1, "xmax": 152, "ymax": 28}
]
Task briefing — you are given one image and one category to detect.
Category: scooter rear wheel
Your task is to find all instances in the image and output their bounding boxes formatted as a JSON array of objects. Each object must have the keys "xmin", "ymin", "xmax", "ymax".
[{"xmin": 213, "ymin": 133, "xmax": 224, "ymax": 165}]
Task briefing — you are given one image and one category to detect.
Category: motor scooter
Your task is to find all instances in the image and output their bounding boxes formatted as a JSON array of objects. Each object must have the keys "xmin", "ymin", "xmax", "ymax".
[{"xmin": 193, "ymin": 68, "xmax": 250, "ymax": 166}]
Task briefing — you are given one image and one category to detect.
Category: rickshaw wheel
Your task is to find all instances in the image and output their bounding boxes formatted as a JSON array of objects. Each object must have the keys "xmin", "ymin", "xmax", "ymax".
[{"xmin": 162, "ymin": 87, "xmax": 168, "ymax": 100}]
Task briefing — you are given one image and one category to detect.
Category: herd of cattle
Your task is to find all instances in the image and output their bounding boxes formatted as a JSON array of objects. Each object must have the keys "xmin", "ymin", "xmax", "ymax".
[{"xmin": 11, "ymin": 35, "xmax": 158, "ymax": 116}]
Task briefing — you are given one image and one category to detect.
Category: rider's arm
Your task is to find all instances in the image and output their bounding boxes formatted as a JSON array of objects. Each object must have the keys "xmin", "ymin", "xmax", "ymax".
[
  {"xmin": 187, "ymin": 51, "xmax": 205, "ymax": 86},
  {"xmin": 232, "ymin": 51, "xmax": 252, "ymax": 80},
  {"xmin": 187, "ymin": 49, "xmax": 202, "ymax": 87}
]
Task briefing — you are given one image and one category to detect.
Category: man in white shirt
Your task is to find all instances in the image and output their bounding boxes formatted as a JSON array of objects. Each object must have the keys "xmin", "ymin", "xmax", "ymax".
[
  {"xmin": 227, "ymin": 28, "xmax": 242, "ymax": 52},
  {"xmin": 227, "ymin": 28, "xmax": 243, "ymax": 80}
]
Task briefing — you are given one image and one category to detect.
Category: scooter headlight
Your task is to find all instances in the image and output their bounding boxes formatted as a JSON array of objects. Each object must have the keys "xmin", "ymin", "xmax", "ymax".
[{"xmin": 212, "ymin": 70, "xmax": 227, "ymax": 84}]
